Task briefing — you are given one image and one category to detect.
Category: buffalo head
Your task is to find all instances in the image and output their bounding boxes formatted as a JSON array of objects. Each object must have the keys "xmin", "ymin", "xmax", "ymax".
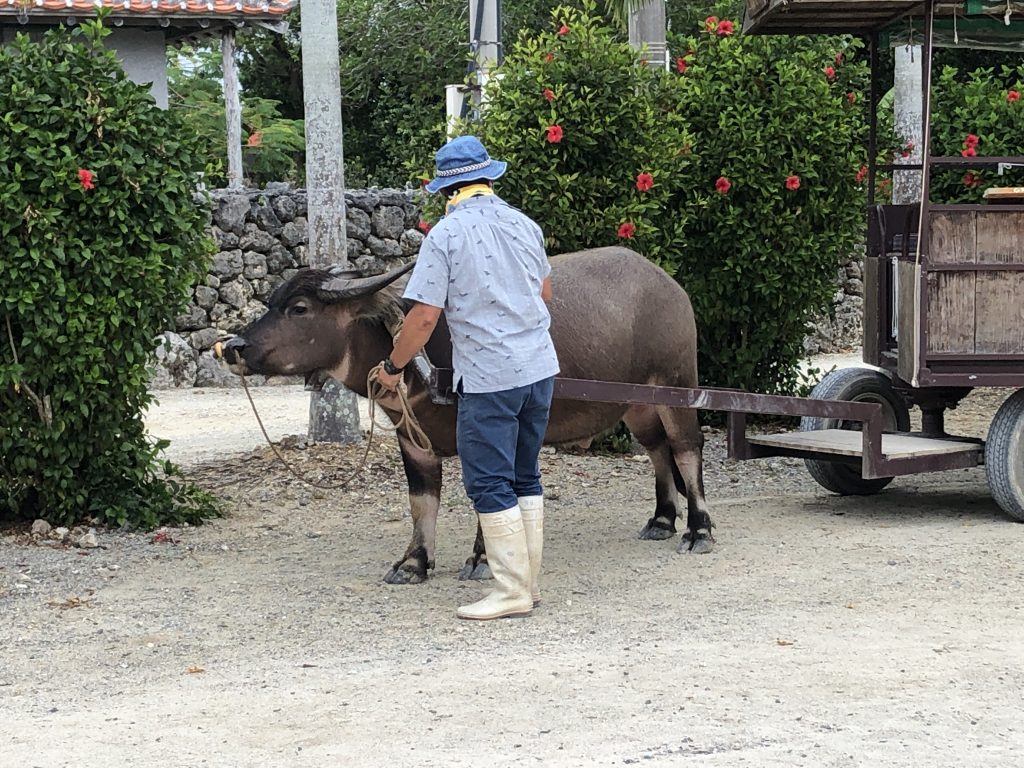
[{"xmin": 221, "ymin": 260, "xmax": 415, "ymax": 379}]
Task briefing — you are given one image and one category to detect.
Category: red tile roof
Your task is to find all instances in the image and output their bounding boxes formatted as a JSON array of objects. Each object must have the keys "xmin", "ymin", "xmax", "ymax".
[{"xmin": 1, "ymin": 0, "xmax": 297, "ymax": 18}]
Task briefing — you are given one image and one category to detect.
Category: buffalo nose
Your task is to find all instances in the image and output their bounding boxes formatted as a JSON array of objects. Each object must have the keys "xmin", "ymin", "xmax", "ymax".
[{"xmin": 222, "ymin": 336, "xmax": 247, "ymax": 363}]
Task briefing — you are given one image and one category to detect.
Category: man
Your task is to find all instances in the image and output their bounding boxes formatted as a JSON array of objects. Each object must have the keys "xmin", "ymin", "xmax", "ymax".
[{"xmin": 375, "ymin": 135, "xmax": 559, "ymax": 621}]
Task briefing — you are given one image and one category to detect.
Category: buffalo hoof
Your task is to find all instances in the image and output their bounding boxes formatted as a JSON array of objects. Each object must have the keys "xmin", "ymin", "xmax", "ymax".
[
  {"xmin": 383, "ymin": 564, "xmax": 428, "ymax": 584},
  {"xmin": 383, "ymin": 549, "xmax": 432, "ymax": 584},
  {"xmin": 457, "ymin": 555, "xmax": 492, "ymax": 581},
  {"xmin": 638, "ymin": 517, "xmax": 676, "ymax": 541},
  {"xmin": 678, "ymin": 529, "xmax": 715, "ymax": 554}
]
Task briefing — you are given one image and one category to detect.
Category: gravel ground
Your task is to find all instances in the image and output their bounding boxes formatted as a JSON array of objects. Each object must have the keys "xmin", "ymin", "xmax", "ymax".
[{"xmin": 2, "ymin": 381, "xmax": 1023, "ymax": 768}]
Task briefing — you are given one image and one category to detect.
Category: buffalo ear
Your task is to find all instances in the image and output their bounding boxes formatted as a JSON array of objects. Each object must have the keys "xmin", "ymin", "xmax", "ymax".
[{"xmin": 317, "ymin": 259, "xmax": 416, "ymax": 302}]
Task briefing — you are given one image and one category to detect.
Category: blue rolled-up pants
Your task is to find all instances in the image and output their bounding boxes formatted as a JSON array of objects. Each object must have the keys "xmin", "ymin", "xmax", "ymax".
[{"xmin": 456, "ymin": 376, "xmax": 555, "ymax": 514}]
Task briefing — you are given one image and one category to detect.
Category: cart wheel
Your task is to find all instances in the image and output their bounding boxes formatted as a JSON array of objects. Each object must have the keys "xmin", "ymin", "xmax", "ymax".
[
  {"xmin": 800, "ymin": 367, "xmax": 911, "ymax": 496},
  {"xmin": 985, "ymin": 388, "xmax": 1024, "ymax": 522}
]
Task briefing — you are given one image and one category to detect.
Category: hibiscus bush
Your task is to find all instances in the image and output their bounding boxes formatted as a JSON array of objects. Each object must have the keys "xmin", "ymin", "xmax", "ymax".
[
  {"xmin": 928, "ymin": 65, "xmax": 1024, "ymax": 202},
  {"xmin": 668, "ymin": 14, "xmax": 869, "ymax": 392},
  {"xmin": 467, "ymin": 1, "xmax": 700, "ymax": 269},
  {"xmin": 0, "ymin": 20, "xmax": 219, "ymax": 527}
]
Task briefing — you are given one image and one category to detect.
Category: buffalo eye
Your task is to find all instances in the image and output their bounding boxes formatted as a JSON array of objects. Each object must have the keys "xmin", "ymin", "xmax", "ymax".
[{"xmin": 288, "ymin": 302, "xmax": 309, "ymax": 317}]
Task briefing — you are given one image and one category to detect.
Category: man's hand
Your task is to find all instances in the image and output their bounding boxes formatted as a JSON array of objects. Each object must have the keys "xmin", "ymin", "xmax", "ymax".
[
  {"xmin": 376, "ymin": 367, "xmax": 403, "ymax": 392},
  {"xmin": 379, "ymin": 302, "xmax": 442, "ymax": 394}
]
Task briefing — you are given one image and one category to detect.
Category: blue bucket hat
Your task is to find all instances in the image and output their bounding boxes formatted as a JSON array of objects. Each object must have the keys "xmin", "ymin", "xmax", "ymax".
[{"xmin": 424, "ymin": 135, "xmax": 507, "ymax": 194}]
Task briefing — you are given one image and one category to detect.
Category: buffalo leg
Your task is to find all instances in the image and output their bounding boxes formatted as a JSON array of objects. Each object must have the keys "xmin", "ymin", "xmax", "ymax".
[
  {"xmin": 657, "ymin": 405, "xmax": 715, "ymax": 554},
  {"xmin": 457, "ymin": 520, "xmax": 492, "ymax": 581},
  {"xmin": 624, "ymin": 405, "xmax": 680, "ymax": 540},
  {"xmin": 384, "ymin": 436, "xmax": 442, "ymax": 584}
]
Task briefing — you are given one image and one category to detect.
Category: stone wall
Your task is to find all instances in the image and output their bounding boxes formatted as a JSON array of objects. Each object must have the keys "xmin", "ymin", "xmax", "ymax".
[
  {"xmin": 151, "ymin": 184, "xmax": 862, "ymax": 387},
  {"xmin": 150, "ymin": 185, "xmax": 424, "ymax": 389},
  {"xmin": 803, "ymin": 249, "xmax": 865, "ymax": 356}
]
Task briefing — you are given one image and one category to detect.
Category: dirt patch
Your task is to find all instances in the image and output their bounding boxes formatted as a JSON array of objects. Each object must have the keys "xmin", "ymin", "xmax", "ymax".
[{"xmin": 2, "ymin": 387, "xmax": 1023, "ymax": 767}]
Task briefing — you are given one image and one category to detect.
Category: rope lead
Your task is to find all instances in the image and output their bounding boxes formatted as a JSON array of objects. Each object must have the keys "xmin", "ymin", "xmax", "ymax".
[{"xmin": 239, "ymin": 364, "xmax": 432, "ymax": 491}]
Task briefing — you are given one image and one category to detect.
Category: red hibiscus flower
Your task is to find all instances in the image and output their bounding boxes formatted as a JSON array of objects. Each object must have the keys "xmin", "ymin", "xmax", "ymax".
[
  {"xmin": 546, "ymin": 124, "xmax": 564, "ymax": 143},
  {"xmin": 962, "ymin": 147, "xmax": 977, "ymax": 158},
  {"xmin": 558, "ymin": 24, "xmax": 570, "ymax": 35},
  {"xmin": 785, "ymin": 175, "xmax": 801, "ymax": 191},
  {"xmin": 704, "ymin": 15, "xmax": 718, "ymax": 32},
  {"xmin": 847, "ymin": 91, "xmax": 857, "ymax": 106},
  {"xmin": 543, "ymin": 88, "xmax": 555, "ymax": 102},
  {"xmin": 676, "ymin": 57, "xmax": 687, "ymax": 74},
  {"xmin": 246, "ymin": 131, "xmax": 262, "ymax": 148},
  {"xmin": 824, "ymin": 66, "xmax": 836, "ymax": 80},
  {"xmin": 617, "ymin": 222, "xmax": 636, "ymax": 239},
  {"xmin": 78, "ymin": 169, "xmax": 95, "ymax": 191},
  {"xmin": 544, "ymin": 52, "xmax": 554, "ymax": 63},
  {"xmin": 900, "ymin": 141, "xmax": 915, "ymax": 158},
  {"xmin": 963, "ymin": 172, "xmax": 982, "ymax": 188},
  {"xmin": 964, "ymin": 134, "xmax": 979, "ymax": 148},
  {"xmin": 716, "ymin": 19, "xmax": 735, "ymax": 36},
  {"xmin": 1009, "ymin": 90, "xmax": 1021, "ymax": 103},
  {"xmin": 635, "ymin": 173, "xmax": 654, "ymax": 192},
  {"xmin": 417, "ymin": 220, "xmax": 431, "ymax": 234},
  {"xmin": 715, "ymin": 176, "xmax": 731, "ymax": 194},
  {"xmin": 855, "ymin": 165, "xmax": 868, "ymax": 183}
]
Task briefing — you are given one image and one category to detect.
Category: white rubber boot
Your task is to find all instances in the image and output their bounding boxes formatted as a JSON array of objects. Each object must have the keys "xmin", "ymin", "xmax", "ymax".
[
  {"xmin": 457, "ymin": 506, "xmax": 533, "ymax": 621},
  {"xmin": 519, "ymin": 495, "xmax": 544, "ymax": 607}
]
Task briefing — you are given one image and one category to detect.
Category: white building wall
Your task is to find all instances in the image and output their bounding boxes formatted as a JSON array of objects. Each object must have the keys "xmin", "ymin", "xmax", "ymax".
[
  {"xmin": 106, "ymin": 27, "xmax": 168, "ymax": 109},
  {"xmin": 2, "ymin": 24, "xmax": 168, "ymax": 109}
]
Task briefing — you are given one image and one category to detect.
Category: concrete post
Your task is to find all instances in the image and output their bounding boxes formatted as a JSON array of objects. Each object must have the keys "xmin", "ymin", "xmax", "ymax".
[
  {"xmin": 628, "ymin": 0, "xmax": 669, "ymax": 71},
  {"xmin": 301, "ymin": 0, "xmax": 347, "ymax": 267},
  {"xmin": 300, "ymin": 0, "xmax": 361, "ymax": 443},
  {"xmin": 468, "ymin": 0, "xmax": 502, "ymax": 109},
  {"xmin": 893, "ymin": 44, "xmax": 923, "ymax": 205}
]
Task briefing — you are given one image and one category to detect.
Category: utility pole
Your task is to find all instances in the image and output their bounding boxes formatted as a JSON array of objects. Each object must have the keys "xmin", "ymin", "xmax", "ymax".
[
  {"xmin": 893, "ymin": 44, "xmax": 924, "ymax": 205},
  {"xmin": 447, "ymin": 0, "xmax": 501, "ymax": 135},
  {"xmin": 628, "ymin": 0, "xmax": 668, "ymax": 71},
  {"xmin": 469, "ymin": 0, "xmax": 502, "ymax": 80},
  {"xmin": 300, "ymin": 0, "xmax": 361, "ymax": 443}
]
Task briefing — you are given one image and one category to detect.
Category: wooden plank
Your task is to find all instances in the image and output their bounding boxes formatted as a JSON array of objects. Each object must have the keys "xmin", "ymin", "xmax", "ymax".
[
  {"xmin": 897, "ymin": 261, "xmax": 919, "ymax": 382},
  {"xmin": 982, "ymin": 186, "xmax": 1024, "ymax": 200},
  {"xmin": 926, "ymin": 272, "xmax": 976, "ymax": 354},
  {"xmin": 975, "ymin": 212, "xmax": 1024, "ymax": 264},
  {"xmin": 928, "ymin": 210, "xmax": 976, "ymax": 265},
  {"xmin": 749, "ymin": 429, "xmax": 982, "ymax": 459},
  {"xmin": 863, "ymin": 256, "xmax": 882, "ymax": 365},
  {"xmin": 975, "ymin": 271, "xmax": 1024, "ymax": 354}
]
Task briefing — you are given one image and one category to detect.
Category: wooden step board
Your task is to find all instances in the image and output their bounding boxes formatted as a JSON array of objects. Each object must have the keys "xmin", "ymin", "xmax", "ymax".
[{"xmin": 748, "ymin": 429, "xmax": 982, "ymax": 460}]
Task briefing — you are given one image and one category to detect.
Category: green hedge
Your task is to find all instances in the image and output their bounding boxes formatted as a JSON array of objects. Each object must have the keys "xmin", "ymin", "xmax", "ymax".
[
  {"xmin": 0, "ymin": 21, "xmax": 219, "ymax": 527},
  {"xmin": 670, "ymin": 13, "xmax": 869, "ymax": 392},
  {"xmin": 928, "ymin": 64, "xmax": 1024, "ymax": 202}
]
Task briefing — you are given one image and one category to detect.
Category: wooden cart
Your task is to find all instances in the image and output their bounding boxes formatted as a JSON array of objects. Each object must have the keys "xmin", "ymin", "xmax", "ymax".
[{"xmin": 735, "ymin": 0, "xmax": 1024, "ymax": 519}]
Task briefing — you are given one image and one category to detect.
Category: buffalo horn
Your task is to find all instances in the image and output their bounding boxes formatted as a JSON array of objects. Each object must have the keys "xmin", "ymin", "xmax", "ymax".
[{"xmin": 317, "ymin": 259, "xmax": 417, "ymax": 301}]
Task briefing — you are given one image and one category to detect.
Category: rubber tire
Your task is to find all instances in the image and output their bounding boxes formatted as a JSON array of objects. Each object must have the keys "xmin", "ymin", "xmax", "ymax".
[
  {"xmin": 985, "ymin": 388, "xmax": 1024, "ymax": 522},
  {"xmin": 800, "ymin": 367, "xmax": 911, "ymax": 496}
]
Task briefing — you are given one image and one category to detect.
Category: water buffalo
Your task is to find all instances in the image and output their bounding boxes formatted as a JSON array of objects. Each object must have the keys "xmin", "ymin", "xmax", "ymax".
[{"xmin": 222, "ymin": 246, "xmax": 714, "ymax": 583}]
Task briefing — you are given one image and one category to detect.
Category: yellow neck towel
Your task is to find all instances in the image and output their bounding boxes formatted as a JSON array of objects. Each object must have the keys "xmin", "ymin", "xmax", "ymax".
[{"xmin": 446, "ymin": 183, "xmax": 494, "ymax": 214}]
